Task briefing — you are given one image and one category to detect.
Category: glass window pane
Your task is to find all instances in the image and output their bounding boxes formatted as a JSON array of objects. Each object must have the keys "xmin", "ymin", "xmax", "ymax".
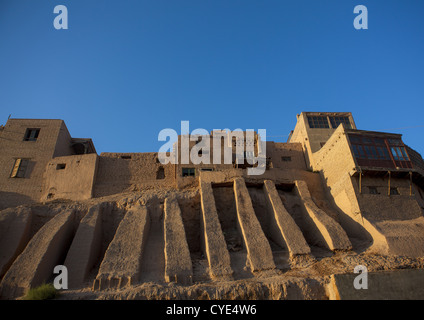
[
  {"xmin": 388, "ymin": 139, "xmax": 402, "ymax": 146},
  {"xmin": 358, "ymin": 145, "xmax": 366, "ymax": 158},
  {"xmin": 391, "ymin": 147, "xmax": 399, "ymax": 160},
  {"xmin": 396, "ymin": 147, "xmax": 405, "ymax": 161},
  {"xmin": 307, "ymin": 116, "xmax": 329, "ymax": 128},
  {"xmin": 377, "ymin": 147, "xmax": 390, "ymax": 160},
  {"xmin": 349, "ymin": 135, "xmax": 361, "ymax": 144},
  {"xmin": 374, "ymin": 138, "xmax": 385, "ymax": 146},
  {"xmin": 400, "ymin": 147, "xmax": 409, "ymax": 161},
  {"xmin": 363, "ymin": 137, "xmax": 373, "ymax": 144},
  {"xmin": 352, "ymin": 145, "xmax": 360, "ymax": 158}
]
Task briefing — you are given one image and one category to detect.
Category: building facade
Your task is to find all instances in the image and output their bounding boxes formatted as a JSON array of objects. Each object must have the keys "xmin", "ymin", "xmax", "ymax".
[{"xmin": 1, "ymin": 112, "xmax": 424, "ymax": 298}]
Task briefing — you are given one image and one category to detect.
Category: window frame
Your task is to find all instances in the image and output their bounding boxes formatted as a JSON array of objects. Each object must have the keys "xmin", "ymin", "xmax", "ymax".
[
  {"xmin": 10, "ymin": 158, "xmax": 30, "ymax": 178},
  {"xmin": 307, "ymin": 116, "xmax": 330, "ymax": 129},
  {"xmin": 23, "ymin": 128, "xmax": 40, "ymax": 142},
  {"xmin": 182, "ymin": 167, "xmax": 196, "ymax": 177}
]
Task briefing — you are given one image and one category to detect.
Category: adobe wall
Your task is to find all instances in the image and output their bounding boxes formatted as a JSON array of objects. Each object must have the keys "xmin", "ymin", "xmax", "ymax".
[
  {"xmin": 266, "ymin": 142, "xmax": 306, "ymax": 170},
  {"xmin": 357, "ymin": 176, "xmax": 422, "ymax": 222},
  {"xmin": 289, "ymin": 114, "xmax": 336, "ymax": 169},
  {"xmin": 0, "ymin": 119, "xmax": 70, "ymax": 209},
  {"xmin": 52, "ymin": 121, "xmax": 74, "ymax": 158},
  {"xmin": 328, "ymin": 269, "xmax": 424, "ymax": 300},
  {"xmin": 42, "ymin": 153, "xmax": 98, "ymax": 202},
  {"xmin": 313, "ymin": 126, "xmax": 360, "ymax": 219},
  {"xmin": 93, "ymin": 153, "xmax": 175, "ymax": 198}
]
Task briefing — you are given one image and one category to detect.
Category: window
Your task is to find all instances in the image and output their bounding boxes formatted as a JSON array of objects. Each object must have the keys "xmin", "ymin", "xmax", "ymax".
[
  {"xmin": 307, "ymin": 116, "xmax": 330, "ymax": 129},
  {"xmin": 368, "ymin": 187, "xmax": 379, "ymax": 194},
  {"xmin": 388, "ymin": 139, "xmax": 402, "ymax": 146},
  {"xmin": 23, "ymin": 128, "xmax": 40, "ymax": 141},
  {"xmin": 349, "ymin": 134, "xmax": 402, "ymax": 161},
  {"xmin": 349, "ymin": 135, "xmax": 362, "ymax": 144},
  {"xmin": 329, "ymin": 116, "xmax": 352, "ymax": 129},
  {"xmin": 156, "ymin": 166, "xmax": 165, "ymax": 179},
  {"xmin": 120, "ymin": 155, "xmax": 132, "ymax": 160},
  {"xmin": 10, "ymin": 159, "xmax": 29, "ymax": 178},
  {"xmin": 281, "ymin": 156, "xmax": 292, "ymax": 162},
  {"xmin": 352, "ymin": 145, "xmax": 366, "ymax": 158},
  {"xmin": 56, "ymin": 164, "xmax": 66, "ymax": 170},
  {"xmin": 390, "ymin": 187, "xmax": 400, "ymax": 195},
  {"xmin": 376, "ymin": 146, "xmax": 391, "ymax": 160},
  {"xmin": 182, "ymin": 168, "xmax": 195, "ymax": 177},
  {"xmin": 200, "ymin": 168, "xmax": 214, "ymax": 172},
  {"xmin": 391, "ymin": 147, "xmax": 409, "ymax": 161}
]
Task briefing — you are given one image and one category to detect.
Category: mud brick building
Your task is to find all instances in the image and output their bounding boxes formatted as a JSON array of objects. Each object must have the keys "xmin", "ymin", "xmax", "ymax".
[{"xmin": 1, "ymin": 112, "xmax": 424, "ymax": 300}]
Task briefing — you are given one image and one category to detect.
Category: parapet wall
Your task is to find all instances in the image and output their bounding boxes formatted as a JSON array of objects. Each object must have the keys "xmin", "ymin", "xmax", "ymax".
[{"xmin": 93, "ymin": 153, "xmax": 175, "ymax": 197}]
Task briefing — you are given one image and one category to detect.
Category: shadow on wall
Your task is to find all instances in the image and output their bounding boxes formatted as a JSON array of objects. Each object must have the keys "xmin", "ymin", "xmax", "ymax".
[
  {"xmin": 0, "ymin": 192, "xmax": 34, "ymax": 211},
  {"xmin": 319, "ymin": 177, "xmax": 374, "ymax": 253}
]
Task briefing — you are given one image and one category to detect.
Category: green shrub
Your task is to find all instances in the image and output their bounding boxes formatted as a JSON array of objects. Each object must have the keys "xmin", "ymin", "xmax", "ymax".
[{"xmin": 23, "ymin": 283, "xmax": 59, "ymax": 300}]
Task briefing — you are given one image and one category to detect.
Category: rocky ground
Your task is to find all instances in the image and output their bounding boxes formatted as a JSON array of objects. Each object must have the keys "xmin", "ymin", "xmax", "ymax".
[{"xmin": 57, "ymin": 251, "xmax": 424, "ymax": 300}]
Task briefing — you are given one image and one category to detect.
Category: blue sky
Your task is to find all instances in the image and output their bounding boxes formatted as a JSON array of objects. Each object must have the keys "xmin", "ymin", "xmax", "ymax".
[{"xmin": 1, "ymin": 1, "xmax": 423, "ymax": 155}]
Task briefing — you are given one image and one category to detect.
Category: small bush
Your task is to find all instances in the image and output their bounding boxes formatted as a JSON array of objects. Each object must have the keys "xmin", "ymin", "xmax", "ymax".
[{"xmin": 23, "ymin": 283, "xmax": 59, "ymax": 300}]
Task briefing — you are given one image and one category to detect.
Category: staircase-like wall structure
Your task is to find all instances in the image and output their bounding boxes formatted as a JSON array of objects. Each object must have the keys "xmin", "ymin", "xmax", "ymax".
[{"xmin": 0, "ymin": 176, "xmax": 419, "ymax": 299}]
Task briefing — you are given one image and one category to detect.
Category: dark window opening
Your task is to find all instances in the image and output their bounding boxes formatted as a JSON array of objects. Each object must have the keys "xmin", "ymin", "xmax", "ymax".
[
  {"xmin": 307, "ymin": 116, "xmax": 330, "ymax": 129},
  {"xmin": 329, "ymin": 116, "xmax": 352, "ymax": 129},
  {"xmin": 266, "ymin": 157, "xmax": 272, "ymax": 169},
  {"xmin": 120, "ymin": 155, "xmax": 132, "ymax": 160},
  {"xmin": 10, "ymin": 158, "xmax": 29, "ymax": 178},
  {"xmin": 56, "ymin": 164, "xmax": 66, "ymax": 170},
  {"xmin": 281, "ymin": 156, "xmax": 292, "ymax": 162},
  {"xmin": 23, "ymin": 128, "xmax": 40, "ymax": 141},
  {"xmin": 368, "ymin": 187, "xmax": 379, "ymax": 194},
  {"xmin": 182, "ymin": 168, "xmax": 195, "ymax": 177},
  {"xmin": 200, "ymin": 168, "xmax": 214, "ymax": 172},
  {"xmin": 390, "ymin": 187, "xmax": 400, "ymax": 195},
  {"xmin": 156, "ymin": 166, "xmax": 165, "ymax": 179}
]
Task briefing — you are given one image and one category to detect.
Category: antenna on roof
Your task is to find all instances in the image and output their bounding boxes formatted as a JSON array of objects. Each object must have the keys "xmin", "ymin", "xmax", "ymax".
[{"xmin": 8, "ymin": 114, "xmax": 11, "ymax": 120}]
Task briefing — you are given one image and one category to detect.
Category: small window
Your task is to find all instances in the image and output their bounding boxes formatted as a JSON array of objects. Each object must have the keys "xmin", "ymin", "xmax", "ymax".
[
  {"xmin": 23, "ymin": 128, "xmax": 40, "ymax": 141},
  {"xmin": 120, "ymin": 155, "xmax": 132, "ymax": 160},
  {"xmin": 281, "ymin": 156, "xmax": 292, "ymax": 162},
  {"xmin": 10, "ymin": 158, "xmax": 29, "ymax": 178},
  {"xmin": 182, "ymin": 168, "xmax": 195, "ymax": 177},
  {"xmin": 390, "ymin": 187, "xmax": 400, "ymax": 195},
  {"xmin": 368, "ymin": 187, "xmax": 379, "ymax": 195},
  {"xmin": 56, "ymin": 164, "xmax": 66, "ymax": 170},
  {"xmin": 199, "ymin": 168, "xmax": 214, "ymax": 172},
  {"xmin": 156, "ymin": 166, "xmax": 165, "ymax": 179}
]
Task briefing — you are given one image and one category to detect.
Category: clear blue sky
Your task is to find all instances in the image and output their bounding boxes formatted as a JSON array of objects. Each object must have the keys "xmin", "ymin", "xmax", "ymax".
[{"xmin": 1, "ymin": 1, "xmax": 423, "ymax": 155}]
